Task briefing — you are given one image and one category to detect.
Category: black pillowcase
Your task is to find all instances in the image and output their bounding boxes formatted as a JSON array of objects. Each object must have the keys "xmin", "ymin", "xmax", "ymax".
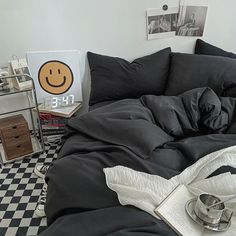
[
  {"xmin": 195, "ymin": 39, "xmax": 236, "ymax": 97},
  {"xmin": 165, "ymin": 53, "xmax": 236, "ymax": 96},
  {"xmin": 195, "ymin": 39, "xmax": 236, "ymax": 59},
  {"xmin": 87, "ymin": 48, "xmax": 171, "ymax": 106}
]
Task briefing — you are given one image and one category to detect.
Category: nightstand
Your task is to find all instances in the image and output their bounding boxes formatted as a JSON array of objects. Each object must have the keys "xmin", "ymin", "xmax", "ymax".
[
  {"xmin": 0, "ymin": 115, "xmax": 33, "ymax": 160},
  {"xmin": 0, "ymin": 74, "xmax": 44, "ymax": 164}
]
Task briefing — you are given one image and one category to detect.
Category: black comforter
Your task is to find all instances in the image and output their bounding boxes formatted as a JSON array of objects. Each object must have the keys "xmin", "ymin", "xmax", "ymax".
[{"xmin": 41, "ymin": 88, "xmax": 236, "ymax": 236}]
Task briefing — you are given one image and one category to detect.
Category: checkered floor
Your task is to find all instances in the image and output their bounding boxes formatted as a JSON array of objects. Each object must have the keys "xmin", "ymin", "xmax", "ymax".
[{"xmin": 0, "ymin": 144, "xmax": 60, "ymax": 236}]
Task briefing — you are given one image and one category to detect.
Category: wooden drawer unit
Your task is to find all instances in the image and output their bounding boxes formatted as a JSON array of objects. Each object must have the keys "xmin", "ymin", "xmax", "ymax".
[
  {"xmin": 1, "ymin": 123, "xmax": 29, "ymax": 139},
  {"xmin": 0, "ymin": 115, "xmax": 33, "ymax": 160}
]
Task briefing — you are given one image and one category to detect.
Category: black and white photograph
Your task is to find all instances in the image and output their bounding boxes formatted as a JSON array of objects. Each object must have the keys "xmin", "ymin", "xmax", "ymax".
[
  {"xmin": 176, "ymin": 4, "xmax": 208, "ymax": 37},
  {"xmin": 10, "ymin": 58, "xmax": 32, "ymax": 89},
  {"xmin": 147, "ymin": 7, "xmax": 179, "ymax": 40},
  {"xmin": 15, "ymin": 67, "xmax": 31, "ymax": 83}
]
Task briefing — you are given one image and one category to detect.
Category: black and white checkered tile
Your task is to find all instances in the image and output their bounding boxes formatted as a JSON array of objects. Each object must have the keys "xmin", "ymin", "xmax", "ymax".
[{"xmin": 0, "ymin": 144, "xmax": 60, "ymax": 236}]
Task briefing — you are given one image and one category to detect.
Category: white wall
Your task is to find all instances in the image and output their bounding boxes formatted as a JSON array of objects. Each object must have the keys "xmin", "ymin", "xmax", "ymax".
[{"xmin": 1, "ymin": 0, "xmax": 236, "ymax": 111}]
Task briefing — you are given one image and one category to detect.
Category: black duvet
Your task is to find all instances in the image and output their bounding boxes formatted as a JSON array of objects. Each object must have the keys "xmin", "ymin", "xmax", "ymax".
[{"xmin": 41, "ymin": 88, "xmax": 236, "ymax": 236}]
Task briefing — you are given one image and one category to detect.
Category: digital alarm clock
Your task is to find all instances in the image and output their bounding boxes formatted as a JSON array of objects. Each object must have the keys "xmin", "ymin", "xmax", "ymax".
[{"xmin": 43, "ymin": 94, "xmax": 75, "ymax": 109}]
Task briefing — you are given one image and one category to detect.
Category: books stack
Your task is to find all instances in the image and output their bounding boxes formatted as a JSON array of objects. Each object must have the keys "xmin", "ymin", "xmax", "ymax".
[
  {"xmin": 38, "ymin": 103, "xmax": 82, "ymax": 143},
  {"xmin": 38, "ymin": 102, "xmax": 82, "ymax": 118},
  {"xmin": 39, "ymin": 113, "xmax": 67, "ymax": 143}
]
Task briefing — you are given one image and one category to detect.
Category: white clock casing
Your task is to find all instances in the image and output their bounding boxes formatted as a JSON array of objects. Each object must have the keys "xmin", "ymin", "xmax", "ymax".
[{"xmin": 43, "ymin": 94, "xmax": 75, "ymax": 109}]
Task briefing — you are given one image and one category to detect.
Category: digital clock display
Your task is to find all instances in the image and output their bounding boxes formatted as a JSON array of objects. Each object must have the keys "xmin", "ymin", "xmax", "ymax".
[{"xmin": 43, "ymin": 94, "xmax": 75, "ymax": 109}]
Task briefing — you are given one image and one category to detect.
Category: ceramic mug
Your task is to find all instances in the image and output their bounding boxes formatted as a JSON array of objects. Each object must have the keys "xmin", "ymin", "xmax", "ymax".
[{"xmin": 194, "ymin": 194, "xmax": 227, "ymax": 225}]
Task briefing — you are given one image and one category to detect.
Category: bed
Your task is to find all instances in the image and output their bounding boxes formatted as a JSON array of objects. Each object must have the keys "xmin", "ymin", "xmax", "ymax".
[{"xmin": 40, "ymin": 40, "xmax": 236, "ymax": 236}]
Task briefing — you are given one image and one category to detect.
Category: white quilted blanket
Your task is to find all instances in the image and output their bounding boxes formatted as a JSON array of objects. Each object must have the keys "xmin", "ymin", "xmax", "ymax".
[{"xmin": 104, "ymin": 145, "xmax": 236, "ymax": 218}]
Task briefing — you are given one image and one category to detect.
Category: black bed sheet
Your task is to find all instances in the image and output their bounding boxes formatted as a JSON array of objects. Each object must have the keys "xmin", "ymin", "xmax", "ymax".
[{"xmin": 40, "ymin": 88, "xmax": 236, "ymax": 236}]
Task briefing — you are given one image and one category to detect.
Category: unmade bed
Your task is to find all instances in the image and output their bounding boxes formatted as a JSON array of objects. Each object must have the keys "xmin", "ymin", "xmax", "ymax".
[{"xmin": 40, "ymin": 40, "xmax": 236, "ymax": 236}]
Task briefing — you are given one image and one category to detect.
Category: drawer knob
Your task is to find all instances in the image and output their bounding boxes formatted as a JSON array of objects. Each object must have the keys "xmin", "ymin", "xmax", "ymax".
[
  {"xmin": 16, "ymin": 145, "xmax": 21, "ymax": 148},
  {"xmin": 12, "ymin": 126, "xmax": 17, "ymax": 129},
  {"xmin": 14, "ymin": 136, "xmax": 19, "ymax": 139}
]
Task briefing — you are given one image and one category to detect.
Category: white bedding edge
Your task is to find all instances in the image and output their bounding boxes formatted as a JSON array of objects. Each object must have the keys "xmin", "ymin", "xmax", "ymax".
[{"xmin": 104, "ymin": 145, "xmax": 236, "ymax": 218}]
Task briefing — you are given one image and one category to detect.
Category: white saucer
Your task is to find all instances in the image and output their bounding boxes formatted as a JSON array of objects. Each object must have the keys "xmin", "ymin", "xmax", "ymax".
[{"xmin": 185, "ymin": 198, "xmax": 232, "ymax": 232}]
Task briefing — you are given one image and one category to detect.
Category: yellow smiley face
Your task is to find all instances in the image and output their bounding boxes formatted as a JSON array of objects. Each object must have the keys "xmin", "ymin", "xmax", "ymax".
[{"xmin": 38, "ymin": 60, "xmax": 74, "ymax": 95}]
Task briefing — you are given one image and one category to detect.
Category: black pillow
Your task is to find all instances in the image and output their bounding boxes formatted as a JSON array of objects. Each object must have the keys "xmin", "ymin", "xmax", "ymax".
[
  {"xmin": 87, "ymin": 48, "xmax": 171, "ymax": 105},
  {"xmin": 165, "ymin": 53, "xmax": 236, "ymax": 96},
  {"xmin": 195, "ymin": 39, "xmax": 236, "ymax": 59}
]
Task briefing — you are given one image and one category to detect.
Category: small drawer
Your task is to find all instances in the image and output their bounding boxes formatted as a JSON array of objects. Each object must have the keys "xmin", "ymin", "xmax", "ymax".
[
  {"xmin": 1, "ymin": 123, "xmax": 29, "ymax": 139},
  {"xmin": 3, "ymin": 134, "xmax": 29, "ymax": 146},
  {"xmin": 4, "ymin": 134, "xmax": 33, "ymax": 160}
]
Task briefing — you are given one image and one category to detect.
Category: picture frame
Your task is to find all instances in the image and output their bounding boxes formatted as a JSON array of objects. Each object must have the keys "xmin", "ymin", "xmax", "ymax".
[
  {"xmin": 147, "ymin": 7, "xmax": 179, "ymax": 40},
  {"xmin": 26, "ymin": 50, "xmax": 83, "ymax": 104},
  {"xmin": 10, "ymin": 58, "xmax": 32, "ymax": 90},
  {"xmin": 176, "ymin": 0, "xmax": 208, "ymax": 37}
]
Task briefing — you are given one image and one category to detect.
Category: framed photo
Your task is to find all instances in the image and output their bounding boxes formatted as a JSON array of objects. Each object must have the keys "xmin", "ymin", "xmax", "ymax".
[
  {"xmin": 147, "ymin": 7, "xmax": 179, "ymax": 40},
  {"xmin": 10, "ymin": 58, "xmax": 32, "ymax": 90},
  {"xmin": 26, "ymin": 50, "xmax": 83, "ymax": 104},
  {"xmin": 176, "ymin": 0, "xmax": 208, "ymax": 37}
]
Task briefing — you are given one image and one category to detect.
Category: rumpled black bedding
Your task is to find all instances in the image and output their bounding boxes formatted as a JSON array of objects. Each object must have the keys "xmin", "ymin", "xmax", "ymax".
[{"xmin": 41, "ymin": 87, "xmax": 236, "ymax": 236}]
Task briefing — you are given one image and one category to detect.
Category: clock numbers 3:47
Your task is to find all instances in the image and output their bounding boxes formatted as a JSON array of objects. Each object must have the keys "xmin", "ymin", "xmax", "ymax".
[{"xmin": 45, "ymin": 94, "xmax": 75, "ymax": 109}]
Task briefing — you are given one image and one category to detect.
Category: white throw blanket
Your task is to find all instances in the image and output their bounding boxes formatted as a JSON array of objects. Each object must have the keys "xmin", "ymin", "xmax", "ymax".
[{"xmin": 104, "ymin": 145, "xmax": 236, "ymax": 218}]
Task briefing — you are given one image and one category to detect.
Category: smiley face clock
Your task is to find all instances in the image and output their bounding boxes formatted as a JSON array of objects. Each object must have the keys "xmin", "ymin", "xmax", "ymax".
[{"xmin": 27, "ymin": 50, "xmax": 83, "ymax": 108}]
